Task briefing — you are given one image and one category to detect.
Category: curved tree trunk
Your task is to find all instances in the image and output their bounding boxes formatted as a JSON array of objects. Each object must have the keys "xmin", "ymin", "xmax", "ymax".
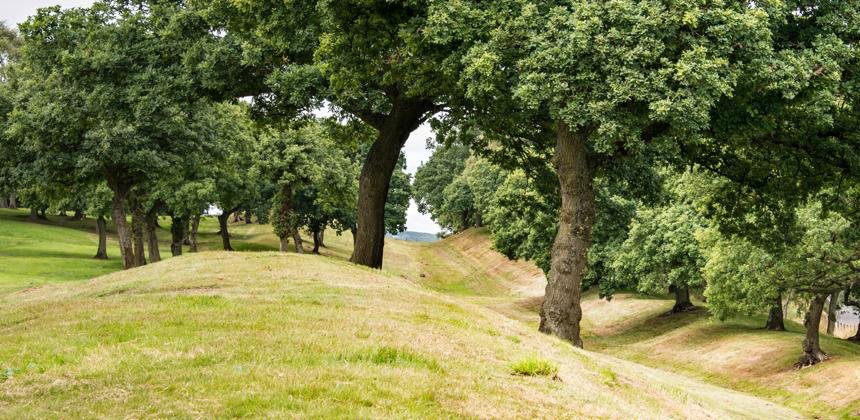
[
  {"xmin": 190, "ymin": 214, "xmax": 200, "ymax": 252},
  {"xmin": 145, "ymin": 208, "xmax": 161, "ymax": 263},
  {"xmin": 293, "ymin": 230, "xmax": 305, "ymax": 254},
  {"xmin": 170, "ymin": 215, "xmax": 184, "ymax": 257},
  {"xmin": 218, "ymin": 212, "xmax": 233, "ymax": 251},
  {"xmin": 94, "ymin": 215, "xmax": 108, "ymax": 260},
  {"xmin": 109, "ymin": 187, "xmax": 135, "ymax": 270},
  {"xmin": 671, "ymin": 285, "xmax": 695, "ymax": 313},
  {"xmin": 312, "ymin": 229, "xmax": 322, "ymax": 254},
  {"xmin": 765, "ymin": 291, "xmax": 786, "ymax": 331},
  {"xmin": 539, "ymin": 122, "xmax": 593, "ymax": 348},
  {"xmin": 350, "ymin": 97, "xmax": 431, "ymax": 268},
  {"xmin": 131, "ymin": 202, "xmax": 147, "ymax": 267},
  {"xmin": 826, "ymin": 291, "xmax": 840, "ymax": 335},
  {"xmin": 796, "ymin": 294, "xmax": 829, "ymax": 368}
]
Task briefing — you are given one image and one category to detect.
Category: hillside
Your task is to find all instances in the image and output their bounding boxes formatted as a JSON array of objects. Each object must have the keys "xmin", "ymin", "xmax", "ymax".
[
  {"xmin": 0, "ymin": 220, "xmax": 802, "ymax": 418},
  {"xmin": 1, "ymin": 217, "xmax": 857, "ymax": 417}
]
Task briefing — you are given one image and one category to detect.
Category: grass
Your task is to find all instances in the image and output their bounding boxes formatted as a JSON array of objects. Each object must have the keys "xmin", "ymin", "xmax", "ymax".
[
  {"xmin": 510, "ymin": 357, "xmax": 558, "ymax": 377},
  {"xmin": 0, "ymin": 217, "xmax": 847, "ymax": 417}
]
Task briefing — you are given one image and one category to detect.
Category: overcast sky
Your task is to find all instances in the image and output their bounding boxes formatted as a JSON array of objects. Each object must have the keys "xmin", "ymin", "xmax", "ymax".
[{"xmin": 2, "ymin": 1, "xmax": 441, "ymax": 233}]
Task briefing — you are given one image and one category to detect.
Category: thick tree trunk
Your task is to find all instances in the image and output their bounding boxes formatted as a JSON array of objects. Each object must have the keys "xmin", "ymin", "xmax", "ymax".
[
  {"xmin": 218, "ymin": 213, "xmax": 233, "ymax": 251},
  {"xmin": 279, "ymin": 236, "xmax": 290, "ymax": 252},
  {"xmin": 8, "ymin": 193, "xmax": 16, "ymax": 209},
  {"xmin": 795, "ymin": 294, "xmax": 829, "ymax": 368},
  {"xmin": 94, "ymin": 215, "xmax": 108, "ymax": 260},
  {"xmin": 312, "ymin": 229, "xmax": 322, "ymax": 254},
  {"xmin": 0, "ymin": 195, "xmax": 8, "ymax": 208},
  {"xmin": 131, "ymin": 202, "xmax": 147, "ymax": 267},
  {"xmin": 145, "ymin": 208, "xmax": 161, "ymax": 263},
  {"xmin": 826, "ymin": 291, "xmax": 840, "ymax": 335},
  {"xmin": 245, "ymin": 209, "xmax": 253, "ymax": 224},
  {"xmin": 29, "ymin": 207, "xmax": 39, "ymax": 221},
  {"xmin": 110, "ymin": 188, "xmax": 136, "ymax": 270},
  {"xmin": 293, "ymin": 230, "xmax": 305, "ymax": 254},
  {"xmin": 350, "ymin": 98, "xmax": 430, "ymax": 268},
  {"xmin": 671, "ymin": 285, "xmax": 695, "ymax": 313},
  {"xmin": 539, "ymin": 122, "xmax": 594, "ymax": 348},
  {"xmin": 69, "ymin": 209, "xmax": 84, "ymax": 221},
  {"xmin": 350, "ymin": 227, "xmax": 357, "ymax": 246},
  {"xmin": 170, "ymin": 215, "xmax": 185, "ymax": 257},
  {"xmin": 765, "ymin": 292, "xmax": 786, "ymax": 331},
  {"xmin": 190, "ymin": 214, "xmax": 200, "ymax": 252}
]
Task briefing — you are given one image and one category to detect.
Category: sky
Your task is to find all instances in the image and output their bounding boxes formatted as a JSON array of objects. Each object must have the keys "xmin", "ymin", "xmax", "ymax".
[{"xmin": 1, "ymin": 1, "xmax": 442, "ymax": 233}]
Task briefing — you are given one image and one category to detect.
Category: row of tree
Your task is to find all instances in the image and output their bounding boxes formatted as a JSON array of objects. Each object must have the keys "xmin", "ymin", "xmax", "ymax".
[
  {"xmin": 416, "ymin": 143, "xmax": 859, "ymax": 366},
  {"xmin": 1, "ymin": 0, "xmax": 858, "ymax": 367},
  {"xmin": 0, "ymin": 3, "xmax": 410, "ymax": 267}
]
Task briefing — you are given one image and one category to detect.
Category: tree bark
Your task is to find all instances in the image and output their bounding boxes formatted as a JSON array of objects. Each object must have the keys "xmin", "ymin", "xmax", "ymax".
[
  {"xmin": 170, "ymin": 215, "xmax": 185, "ymax": 257},
  {"xmin": 279, "ymin": 236, "xmax": 290, "ymax": 252},
  {"xmin": 8, "ymin": 193, "xmax": 16, "ymax": 209},
  {"xmin": 131, "ymin": 201, "xmax": 147, "ymax": 267},
  {"xmin": 293, "ymin": 230, "xmax": 305, "ymax": 254},
  {"xmin": 0, "ymin": 195, "xmax": 8, "ymax": 208},
  {"xmin": 190, "ymin": 214, "xmax": 200, "ymax": 252},
  {"xmin": 245, "ymin": 209, "xmax": 253, "ymax": 224},
  {"xmin": 312, "ymin": 229, "xmax": 322, "ymax": 254},
  {"xmin": 145, "ymin": 208, "xmax": 161, "ymax": 263},
  {"xmin": 94, "ymin": 215, "xmax": 108, "ymax": 260},
  {"xmin": 350, "ymin": 97, "xmax": 431, "ymax": 268},
  {"xmin": 671, "ymin": 285, "xmax": 695, "ymax": 313},
  {"xmin": 109, "ymin": 187, "xmax": 136, "ymax": 270},
  {"xmin": 183, "ymin": 216, "xmax": 192, "ymax": 246},
  {"xmin": 795, "ymin": 294, "xmax": 829, "ymax": 368},
  {"xmin": 765, "ymin": 291, "xmax": 786, "ymax": 331},
  {"xmin": 539, "ymin": 122, "xmax": 593, "ymax": 348},
  {"xmin": 826, "ymin": 291, "xmax": 840, "ymax": 335},
  {"xmin": 218, "ymin": 212, "xmax": 234, "ymax": 251},
  {"xmin": 318, "ymin": 230, "xmax": 325, "ymax": 248},
  {"xmin": 29, "ymin": 207, "xmax": 39, "ymax": 221}
]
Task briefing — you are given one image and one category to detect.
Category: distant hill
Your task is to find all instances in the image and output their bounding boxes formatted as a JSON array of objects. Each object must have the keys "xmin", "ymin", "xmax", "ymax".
[{"xmin": 388, "ymin": 231, "xmax": 439, "ymax": 242}]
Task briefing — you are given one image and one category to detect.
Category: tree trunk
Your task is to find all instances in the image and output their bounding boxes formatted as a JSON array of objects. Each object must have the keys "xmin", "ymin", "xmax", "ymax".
[
  {"xmin": 765, "ymin": 291, "xmax": 786, "ymax": 331},
  {"xmin": 312, "ymin": 229, "xmax": 322, "ymax": 254},
  {"xmin": 190, "ymin": 214, "xmax": 200, "ymax": 252},
  {"xmin": 245, "ymin": 209, "xmax": 253, "ymax": 224},
  {"xmin": 183, "ymin": 216, "xmax": 192, "ymax": 246},
  {"xmin": 131, "ymin": 202, "xmax": 147, "ymax": 267},
  {"xmin": 29, "ymin": 207, "xmax": 39, "ymax": 221},
  {"xmin": 826, "ymin": 291, "xmax": 840, "ymax": 335},
  {"xmin": 795, "ymin": 294, "xmax": 829, "ymax": 368},
  {"xmin": 145, "ymin": 208, "xmax": 161, "ymax": 263},
  {"xmin": 539, "ymin": 122, "xmax": 594, "ymax": 348},
  {"xmin": 109, "ymin": 187, "xmax": 136, "ymax": 270},
  {"xmin": 318, "ymin": 230, "xmax": 326, "ymax": 248},
  {"xmin": 279, "ymin": 236, "xmax": 290, "ymax": 252},
  {"xmin": 8, "ymin": 193, "xmax": 17, "ymax": 209},
  {"xmin": 293, "ymin": 230, "xmax": 305, "ymax": 254},
  {"xmin": 850, "ymin": 324, "xmax": 860, "ymax": 342},
  {"xmin": 170, "ymin": 215, "xmax": 185, "ymax": 257},
  {"xmin": 0, "ymin": 195, "xmax": 8, "ymax": 208},
  {"xmin": 671, "ymin": 285, "xmax": 695, "ymax": 313},
  {"xmin": 350, "ymin": 227, "xmax": 357, "ymax": 246},
  {"xmin": 94, "ymin": 215, "xmax": 108, "ymax": 260},
  {"xmin": 218, "ymin": 212, "xmax": 233, "ymax": 251},
  {"xmin": 350, "ymin": 98, "xmax": 431, "ymax": 268},
  {"xmin": 69, "ymin": 209, "xmax": 84, "ymax": 221}
]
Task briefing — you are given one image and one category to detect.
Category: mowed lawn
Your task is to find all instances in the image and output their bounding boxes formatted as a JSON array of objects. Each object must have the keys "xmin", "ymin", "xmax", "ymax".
[{"xmin": 0, "ymin": 209, "xmax": 123, "ymax": 294}]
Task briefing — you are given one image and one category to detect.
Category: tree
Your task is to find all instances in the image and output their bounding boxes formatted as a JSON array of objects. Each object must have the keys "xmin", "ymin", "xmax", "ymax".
[
  {"xmin": 612, "ymin": 203, "xmax": 707, "ymax": 313},
  {"xmin": 7, "ymin": 2, "xmax": 222, "ymax": 269},
  {"xmin": 201, "ymin": 0, "xmax": 472, "ymax": 268},
  {"xmin": 413, "ymin": 142, "xmax": 471, "ymax": 225},
  {"xmin": 429, "ymin": 0, "xmax": 855, "ymax": 348},
  {"xmin": 383, "ymin": 155, "xmax": 412, "ymax": 236}
]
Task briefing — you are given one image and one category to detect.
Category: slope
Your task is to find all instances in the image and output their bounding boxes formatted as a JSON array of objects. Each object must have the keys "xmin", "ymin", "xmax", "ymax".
[{"xmin": 0, "ymin": 252, "xmax": 798, "ymax": 418}]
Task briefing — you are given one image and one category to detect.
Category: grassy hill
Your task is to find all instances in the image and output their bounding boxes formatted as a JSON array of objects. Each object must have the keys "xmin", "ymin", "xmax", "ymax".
[
  {"xmin": 1, "ymin": 252, "xmax": 798, "ymax": 418},
  {"xmin": 0, "ymin": 214, "xmax": 856, "ymax": 417}
]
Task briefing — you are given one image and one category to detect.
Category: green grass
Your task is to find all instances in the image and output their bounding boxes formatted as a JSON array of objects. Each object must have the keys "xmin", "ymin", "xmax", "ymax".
[
  {"xmin": 510, "ymin": 356, "xmax": 558, "ymax": 377},
  {"xmin": 0, "ymin": 249, "xmax": 801, "ymax": 417}
]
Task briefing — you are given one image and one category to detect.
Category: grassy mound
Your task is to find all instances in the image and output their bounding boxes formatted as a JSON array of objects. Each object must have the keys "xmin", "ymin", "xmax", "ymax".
[{"xmin": 0, "ymin": 252, "xmax": 797, "ymax": 418}]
